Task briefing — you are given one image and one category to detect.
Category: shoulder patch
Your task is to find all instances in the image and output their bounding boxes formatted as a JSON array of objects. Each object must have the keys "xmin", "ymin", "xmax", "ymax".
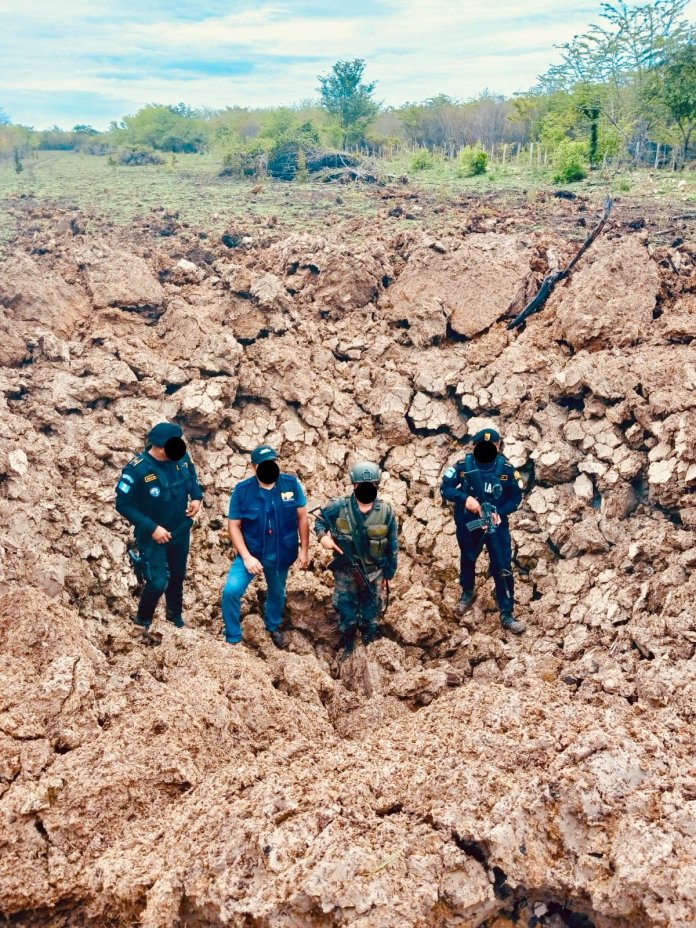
[
  {"xmin": 117, "ymin": 481, "xmax": 131, "ymax": 494},
  {"xmin": 128, "ymin": 455, "xmax": 144, "ymax": 467},
  {"xmin": 121, "ymin": 473, "xmax": 134, "ymax": 484},
  {"xmin": 444, "ymin": 466, "xmax": 456, "ymax": 478}
]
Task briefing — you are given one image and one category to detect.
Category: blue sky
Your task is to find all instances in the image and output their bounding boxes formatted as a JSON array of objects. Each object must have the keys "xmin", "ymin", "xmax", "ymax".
[{"xmin": 1, "ymin": 0, "xmax": 695, "ymax": 129}]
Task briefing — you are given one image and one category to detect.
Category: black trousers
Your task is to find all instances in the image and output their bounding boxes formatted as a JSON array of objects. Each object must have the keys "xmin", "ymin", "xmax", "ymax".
[
  {"xmin": 456, "ymin": 519, "xmax": 514, "ymax": 613},
  {"xmin": 135, "ymin": 529, "xmax": 191, "ymax": 623}
]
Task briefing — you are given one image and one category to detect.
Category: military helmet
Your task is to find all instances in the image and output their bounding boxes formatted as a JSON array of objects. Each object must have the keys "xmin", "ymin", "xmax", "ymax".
[{"xmin": 349, "ymin": 461, "xmax": 381, "ymax": 484}]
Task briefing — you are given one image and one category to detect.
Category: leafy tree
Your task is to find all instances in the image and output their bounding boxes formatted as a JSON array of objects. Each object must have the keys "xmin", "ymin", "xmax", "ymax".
[
  {"xmin": 72, "ymin": 124, "xmax": 98, "ymax": 135},
  {"xmin": 657, "ymin": 39, "xmax": 696, "ymax": 163},
  {"xmin": 318, "ymin": 59, "xmax": 379, "ymax": 147}
]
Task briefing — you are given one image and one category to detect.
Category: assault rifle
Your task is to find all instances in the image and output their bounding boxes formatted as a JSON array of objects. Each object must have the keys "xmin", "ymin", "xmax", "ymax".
[
  {"xmin": 466, "ymin": 501, "xmax": 499, "ymax": 535},
  {"xmin": 311, "ymin": 506, "xmax": 379, "ymax": 606}
]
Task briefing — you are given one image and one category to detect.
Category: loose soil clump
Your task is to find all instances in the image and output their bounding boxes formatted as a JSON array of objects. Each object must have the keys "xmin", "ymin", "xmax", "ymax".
[{"xmin": 0, "ymin": 197, "xmax": 695, "ymax": 928}]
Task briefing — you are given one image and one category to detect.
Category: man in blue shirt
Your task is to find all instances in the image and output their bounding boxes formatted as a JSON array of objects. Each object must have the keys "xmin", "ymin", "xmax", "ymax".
[{"xmin": 222, "ymin": 445, "xmax": 309, "ymax": 647}]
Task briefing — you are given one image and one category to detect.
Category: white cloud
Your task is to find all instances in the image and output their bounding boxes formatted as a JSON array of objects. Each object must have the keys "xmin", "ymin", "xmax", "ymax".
[{"xmin": 2, "ymin": 0, "xmax": 696, "ymax": 127}]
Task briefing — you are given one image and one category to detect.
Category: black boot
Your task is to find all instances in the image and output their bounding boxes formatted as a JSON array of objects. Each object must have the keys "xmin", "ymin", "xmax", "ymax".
[
  {"xmin": 501, "ymin": 612, "xmax": 526, "ymax": 634},
  {"xmin": 340, "ymin": 628, "xmax": 356, "ymax": 660},
  {"xmin": 455, "ymin": 590, "xmax": 476, "ymax": 615},
  {"xmin": 132, "ymin": 614, "xmax": 151, "ymax": 630},
  {"xmin": 165, "ymin": 608, "xmax": 185, "ymax": 629},
  {"xmin": 361, "ymin": 624, "xmax": 379, "ymax": 646}
]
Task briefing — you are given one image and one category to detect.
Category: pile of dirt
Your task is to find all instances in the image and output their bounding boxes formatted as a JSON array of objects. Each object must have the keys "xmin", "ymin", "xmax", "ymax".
[{"xmin": 0, "ymin": 198, "xmax": 695, "ymax": 928}]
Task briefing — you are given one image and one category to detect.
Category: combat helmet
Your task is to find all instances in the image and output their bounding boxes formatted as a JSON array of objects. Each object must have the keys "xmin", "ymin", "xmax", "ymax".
[{"xmin": 349, "ymin": 461, "xmax": 381, "ymax": 483}]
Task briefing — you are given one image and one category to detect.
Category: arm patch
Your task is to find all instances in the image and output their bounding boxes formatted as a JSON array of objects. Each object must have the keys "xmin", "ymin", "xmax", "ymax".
[{"xmin": 444, "ymin": 467, "xmax": 456, "ymax": 479}]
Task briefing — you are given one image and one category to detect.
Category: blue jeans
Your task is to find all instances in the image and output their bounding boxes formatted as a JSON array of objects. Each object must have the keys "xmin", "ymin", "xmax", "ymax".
[{"xmin": 221, "ymin": 556, "xmax": 289, "ymax": 643}]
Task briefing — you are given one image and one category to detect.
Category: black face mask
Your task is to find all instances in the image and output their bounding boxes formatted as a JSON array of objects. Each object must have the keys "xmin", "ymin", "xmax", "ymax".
[
  {"xmin": 354, "ymin": 482, "xmax": 378, "ymax": 504},
  {"xmin": 256, "ymin": 460, "xmax": 280, "ymax": 484},
  {"xmin": 473, "ymin": 440, "xmax": 497, "ymax": 464},
  {"xmin": 164, "ymin": 437, "xmax": 186, "ymax": 461}
]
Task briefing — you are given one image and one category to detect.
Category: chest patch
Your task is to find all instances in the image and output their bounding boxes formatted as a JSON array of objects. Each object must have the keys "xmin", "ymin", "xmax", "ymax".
[
  {"xmin": 149, "ymin": 487, "xmax": 161, "ymax": 497},
  {"xmin": 281, "ymin": 491, "xmax": 295, "ymax": 501},
  {"xmin": 144, "ymin": 474, "xmax": 157, "ymax": 483}
]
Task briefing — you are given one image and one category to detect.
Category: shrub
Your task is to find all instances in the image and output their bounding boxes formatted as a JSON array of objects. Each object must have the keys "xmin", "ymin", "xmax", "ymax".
[
  {"xmin": 457, "ymin": 146, "xmax": 488, "ymax": 177},
  {"xmin": 220, "ymin": 138, "xmax": 269, "ymax": 177},
  {"xmin": 410, "ymin": 149, "xmax": 433, "ymax": 171},
  {"xmin": 553, "ymin": 140, "xmax": 588, "ymax": 183}
]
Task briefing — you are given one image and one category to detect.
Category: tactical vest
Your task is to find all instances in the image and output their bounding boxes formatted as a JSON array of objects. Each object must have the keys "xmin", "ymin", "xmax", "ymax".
[
  {"xmin": 333, "ymin": 497, "xmax": 392, "ymax": 565},
  {"xmin": 130, "ymin": 452, "xmax": 194, "ymax": 530},
  {"xmin": 462, "ymin": 452, "xmax": 507, "ymax": 504}
]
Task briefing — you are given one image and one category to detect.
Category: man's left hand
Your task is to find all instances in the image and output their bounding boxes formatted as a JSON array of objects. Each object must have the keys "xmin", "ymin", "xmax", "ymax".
[
  {"xmin": 297, "ymin": 551, "xmax": 309, "ymax": 570},
  {"xmin": 491, "ymin": 512, "xmax": 501, "ymax": 527},
  {"xmin": 186, "ymin": 499, "xmax": 202, "ymax": 518}
]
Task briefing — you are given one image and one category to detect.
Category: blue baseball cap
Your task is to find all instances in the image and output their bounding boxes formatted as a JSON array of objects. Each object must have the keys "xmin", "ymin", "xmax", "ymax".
[
  {"xmin": 251, "ymin": 445, "xmax": 277, "ymax": 465},
  {"xmin": 147, "ymin": 422, "xmax": 183, "ymax": 446}
]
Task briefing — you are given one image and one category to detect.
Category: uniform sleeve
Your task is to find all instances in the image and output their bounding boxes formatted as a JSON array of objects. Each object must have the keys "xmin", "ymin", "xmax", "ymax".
[
  {"xmin": 440, "ymin": 464, "xmax": 470, "ymax": 505},
  {"xmin": 187, "ymin": 456, "xmax": 204, "ymax": 501},
  {"xmin": 497, "ymin": 466, "xmax": 523, "ymax": 517},
  {"xmin": 115, "ymin": 467, "xmax": 158, "ymax": 536},
  {"xmin": 384, "ymin": 508, "xmax": 398, "ymax": 580},
  {"xmin": 314, "ymin": 501, "xmax": 338, "ymax": 537},
  {"xmin": 294, "ymin": 478, "xmax": 307, "ymax": 508},
  {"xmin": 227, "ymin": 487, "xmax": 241, "ymax": 520}
]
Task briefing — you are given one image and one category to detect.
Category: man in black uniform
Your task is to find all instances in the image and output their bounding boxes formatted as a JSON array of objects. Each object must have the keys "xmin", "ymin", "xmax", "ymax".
[
  {"xmin": 115, "ymin": 421, "xmax": 203, "ymax": 633},
  {"xmin": 440, "ymin": 427, "xmax": 525, "ymax": 634}
]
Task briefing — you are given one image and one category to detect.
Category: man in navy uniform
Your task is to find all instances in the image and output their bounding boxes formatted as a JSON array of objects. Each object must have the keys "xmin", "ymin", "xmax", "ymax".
[
  {"xmin": 115, "ymin": 421, "xmax": 203, "ymax": 633},
  {"xmin": 440, "ymin": 427, "xmax": 525, "ymax": 634},
  {"xmin": 222, "ymin": 445, "xmax": 309, "ymax": 647}
]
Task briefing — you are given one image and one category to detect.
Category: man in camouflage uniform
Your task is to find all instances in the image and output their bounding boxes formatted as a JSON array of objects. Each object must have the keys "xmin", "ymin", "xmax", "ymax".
[{"xmin": 314, "ymin": 462, "xmax": 398, "ymax": 656}]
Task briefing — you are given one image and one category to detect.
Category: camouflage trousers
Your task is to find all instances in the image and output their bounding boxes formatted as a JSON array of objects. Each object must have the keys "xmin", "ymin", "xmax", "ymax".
[{"xmin": 332, "ymin": 567, "xmax": 385, "ymax": 639}]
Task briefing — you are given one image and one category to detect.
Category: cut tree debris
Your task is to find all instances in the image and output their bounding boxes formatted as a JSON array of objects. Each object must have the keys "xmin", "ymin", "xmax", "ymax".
[{"xmin": 506, "ymin": 196, "xmax": 614, "ymax": 330}]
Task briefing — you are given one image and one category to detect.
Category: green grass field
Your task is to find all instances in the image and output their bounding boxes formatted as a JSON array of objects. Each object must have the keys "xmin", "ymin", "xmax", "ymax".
[{"xmin": 0, "ymin": 149, "xmax": 694, "ymax": 254}]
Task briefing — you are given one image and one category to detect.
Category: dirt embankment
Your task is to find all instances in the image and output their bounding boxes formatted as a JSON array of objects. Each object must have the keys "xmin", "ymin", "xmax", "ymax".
[{"xmin": 0, "ymin": 196, "xmax": 695, "ymax": 928}]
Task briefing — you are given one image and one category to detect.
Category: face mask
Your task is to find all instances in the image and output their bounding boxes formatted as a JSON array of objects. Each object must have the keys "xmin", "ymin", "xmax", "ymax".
[
  {"xmin": 164, "ymin": 437, "xmax": 186, "ymax": 461},
  {"xmin": 257, "ymin": 460, "xmax": 280, "ymax": 484},
  {"xmin": 354, "ymin": 482, "xmax": 378, "ymax": 504},
  {"xmin": 473, "ymin": 440, "xmax": 497, "ymax": 464}
]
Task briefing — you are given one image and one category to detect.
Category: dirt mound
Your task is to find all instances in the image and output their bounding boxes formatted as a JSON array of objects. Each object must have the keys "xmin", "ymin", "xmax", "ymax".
[{"xmin": 0, "ymin": 202, "xmax": 695, "ymax": 927}]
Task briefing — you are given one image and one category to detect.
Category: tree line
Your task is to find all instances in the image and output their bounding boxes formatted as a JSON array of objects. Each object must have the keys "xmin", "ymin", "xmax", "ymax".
[{"xmin": 2, "ymin": 0, "xmax": 694, "ymax": 175}]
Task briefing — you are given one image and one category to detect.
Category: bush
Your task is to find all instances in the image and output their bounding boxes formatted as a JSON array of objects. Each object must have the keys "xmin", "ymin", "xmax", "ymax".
[
  {"xmin": 457, "ymin": 146, "xmax": 488, "ymax": 177},
  {"xmin": 553, "ymin": 140, "xmax": 588, "ymax": 183},
  {"xmin": 410, "ymin": 149, "xmax": 433, "ymax": 171},
  {"xmin": 118, "ymin": 148, "xmax": 163, "ymax": 166},
  {"xmin": 220, "ymin": 138, "xmax": 269, "ymax": 177}
]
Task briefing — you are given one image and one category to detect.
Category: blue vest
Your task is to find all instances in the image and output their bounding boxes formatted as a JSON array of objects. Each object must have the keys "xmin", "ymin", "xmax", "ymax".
[{"xmin": 234, "ymin": 474, "xmax": 301, "ymax": 569}]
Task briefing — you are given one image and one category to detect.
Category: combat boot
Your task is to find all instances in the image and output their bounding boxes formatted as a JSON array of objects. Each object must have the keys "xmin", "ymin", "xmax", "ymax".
[
  {"xmin": 165, "ymin": 608, "xmax": 185, "ymax": 629},
  {"xmin": 501, "ymin": 612, "xmax": 526, "ymax": 635},
  {"xmin": 455, "ymin": 590, "xmax": 476, "ymax": 615},
  {"xmin": 132, "ymin": 614, "xmax": 151, "ymax": 630},
  {"xmin": 361, "ymin": 624, "xmax": 379, "ymax": 646},
  {"xmin": 339, "ymin": 628, "xmax": 356, "ymax": 661}
]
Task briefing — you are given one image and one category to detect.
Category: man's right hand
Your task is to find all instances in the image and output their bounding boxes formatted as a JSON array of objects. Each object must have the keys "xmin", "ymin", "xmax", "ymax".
[
  {"xmin": 242, "ymin": 555, "xmax": 264, "ymax": 576},
  {"xmin": 320, "ymin": 534, "xmax": 343, "ymax": 554},
  {"xmin": 465, "ymin": 496, "xmax": 482, "ymax": 517},
  {"xmin": 152, "ymin": 526, "xmax": 172, "ymax": 544}
]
